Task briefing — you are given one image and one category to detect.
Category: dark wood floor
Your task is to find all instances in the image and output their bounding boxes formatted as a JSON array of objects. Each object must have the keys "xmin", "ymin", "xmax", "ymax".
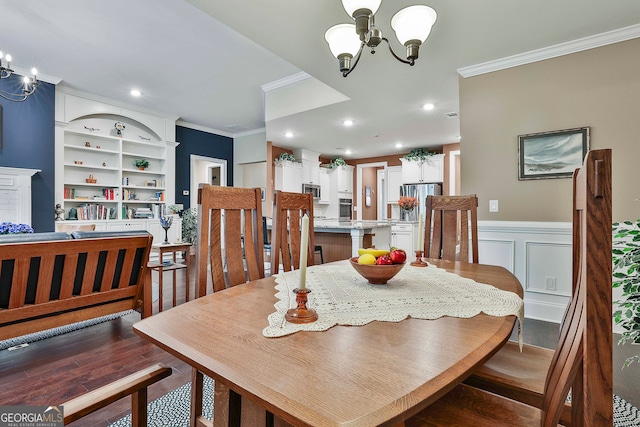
[{"xmin": 1, "ymin": 266, "xmax": 639, "ymax": 426}]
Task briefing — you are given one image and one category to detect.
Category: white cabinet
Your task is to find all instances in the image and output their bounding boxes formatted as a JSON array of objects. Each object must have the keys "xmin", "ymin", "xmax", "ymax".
[
  {"xmin": 274, "ymin": 161, "xmax": 302, "ymax": 193},
  {"xmin": 330, "ymin": 165, "xmax": 354, "ymax": 194},
  {"xmin": 391, "ymin": 223, "xmax": 415, "ymax": 252},
  {"xmin": 401, "ymin": 154, "xmax": 445, "ymax": 184},
  {"xmin": 319, "ymin": 167, "xmax": 330, "ymax": 204},
  {"xmin": 301, "ymin": 160, "xmax": 320, "ymax": 184},
  {"xmin": 386, "ymin": 166, "xmax": 402, "ymax": 204}
]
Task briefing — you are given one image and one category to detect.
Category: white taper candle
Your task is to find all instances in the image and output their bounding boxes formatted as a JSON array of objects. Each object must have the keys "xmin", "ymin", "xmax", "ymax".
[
  {"xmin": 299, "ymin": 214, "xmax": 309, "ymax": 290},
  {"xmin": 417, "ymin": 213, "xmax": 423, "ymax": 251}
]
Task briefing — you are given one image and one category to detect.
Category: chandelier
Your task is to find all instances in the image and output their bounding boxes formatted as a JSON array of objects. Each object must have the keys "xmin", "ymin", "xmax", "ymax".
[
  {"xmin": 325, "ymin": 1, "xmax": 437, "ymax": 77},
  {"xmin": 0, "ymin": 51, "xmax": 39, "ymax": 102}
]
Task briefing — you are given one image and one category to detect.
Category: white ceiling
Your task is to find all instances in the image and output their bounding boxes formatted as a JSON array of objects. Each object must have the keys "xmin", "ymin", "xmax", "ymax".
[{"xmin": 2, "ymin": 0, "xmax": 640, "ymax": 159}]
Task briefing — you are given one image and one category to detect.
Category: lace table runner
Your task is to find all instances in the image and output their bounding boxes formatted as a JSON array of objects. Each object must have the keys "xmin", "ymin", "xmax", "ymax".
[{"xmin": 263, "ymin": 263, "xmax": 523, "ymax": 347}]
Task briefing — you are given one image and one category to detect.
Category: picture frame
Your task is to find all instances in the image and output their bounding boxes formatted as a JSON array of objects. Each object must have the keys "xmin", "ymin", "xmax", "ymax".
[{"xmin": 518, "ymin": 127, "xmax": 589, "ymax": 180}]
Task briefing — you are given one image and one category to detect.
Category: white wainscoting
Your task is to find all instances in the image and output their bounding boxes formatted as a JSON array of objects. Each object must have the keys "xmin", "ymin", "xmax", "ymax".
[{"xmin": 478, "ymin": 221, "xmax": 573, "ymax": 325}]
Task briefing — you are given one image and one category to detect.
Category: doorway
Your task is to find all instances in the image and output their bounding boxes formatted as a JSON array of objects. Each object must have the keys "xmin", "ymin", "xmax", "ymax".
[
  {"xmin": 356, "ymin": 161, "xmax": 388, "ymax": 221},
  {"xmin": 190, "ymin": 155, "xmax": 227, "ymax": 208}
]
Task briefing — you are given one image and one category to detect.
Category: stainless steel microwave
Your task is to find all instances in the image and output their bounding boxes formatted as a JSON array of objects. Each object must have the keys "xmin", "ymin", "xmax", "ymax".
[{"xmin": 302, "ymin": 183, "xmax": 321, "ymax": 200}]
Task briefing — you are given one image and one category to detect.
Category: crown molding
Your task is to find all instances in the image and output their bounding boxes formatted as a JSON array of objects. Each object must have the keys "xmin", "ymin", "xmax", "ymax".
[
  {"xmin": 261, "ymin": 72, "xmax": 311, "ymax": 92},
  {"xmin": 458, "ymin": 23, "xmax": 640, "ymax": 78},
  {"xmin": 176, "ymin": 120, "xmax": 266, "ymax": 139},
  {"xmin": 9, "ymin": 66, "xmax": 61, "ymax": 85}
]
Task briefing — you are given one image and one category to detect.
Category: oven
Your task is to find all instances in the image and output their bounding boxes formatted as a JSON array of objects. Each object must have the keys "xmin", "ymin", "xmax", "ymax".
[{"xmin": 338, "ymin": 198, "xmax": 352, "ymax": 221}]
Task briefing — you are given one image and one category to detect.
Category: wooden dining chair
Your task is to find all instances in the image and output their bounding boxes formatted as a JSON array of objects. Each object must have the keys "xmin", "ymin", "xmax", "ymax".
[
  {"xmin": 423, "ymin": 194, "xmax": 479, "ymax": 263},
  {"xmin": 270, "ymin": 190, "xmax": 315, "ymax": 275},
  {"xmin": 405, "ymin": 149, "xmax": 613, "ymax": 426},
  {"xmin": 195, "ymin": 184, "xmax": 265, "ymax": 296},
  {"xmin": 192, "ymin": 185, "xmax": 264, "ymax": 426},
  {"xmin": 458, "ymin": 148, "xmax": 613, "ymax": 425}
]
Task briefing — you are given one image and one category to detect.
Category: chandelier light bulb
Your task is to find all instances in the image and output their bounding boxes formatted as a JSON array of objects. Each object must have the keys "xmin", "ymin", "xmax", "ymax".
[
  {"xmin": 31, "ymin": 67, "xmax": 38, "ymax": 77},
  {"xmin": 341, "ymin": 0, "xmax": 381, "ymax": 17},
  {"xmin": 391, "ymin": 5, "xmax": 437, "ymax": 46},
  {"xmin": 23, "ymin": 76, "xmax": 30, "ymax": 84},
  {"xmin": 5, "ymin": 54, "xmax": 11, "ymax": 63}
]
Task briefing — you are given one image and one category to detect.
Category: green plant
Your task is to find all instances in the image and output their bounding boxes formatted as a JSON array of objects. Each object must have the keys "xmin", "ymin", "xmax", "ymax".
[
  {"xmin": 181, "ymin": 207, "xmax": 198, "ymax": 245},
  {"xmin": 328, "ymin": 157, "xmax": 347, "ymax": 169},
  {"xmin": 167, "ymin": 204, "xmax": 182, "ymax": 215},
  {"xmin": 402, "ymin": 148, "xmax": 436, "ymax": 162},
  {"xmin": 612, "ymin": 219, "xmax": 640, "ymax": 367},
  {"xmin": 134, "ymin": 159, "xmax": 149, "ymax": 168},
  {"xmin": 274, "ymin": 152, "xmax": 295, "ymax": 164}
]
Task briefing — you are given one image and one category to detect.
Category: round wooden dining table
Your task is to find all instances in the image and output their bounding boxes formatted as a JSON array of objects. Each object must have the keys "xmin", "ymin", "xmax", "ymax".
[{"xmin": 134, "ymin": 259, "xmax": 524, "ymax": 427}]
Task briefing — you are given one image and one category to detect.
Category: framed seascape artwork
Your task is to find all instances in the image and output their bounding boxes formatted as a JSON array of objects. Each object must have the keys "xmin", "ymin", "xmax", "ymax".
[{"xmin": 518, "ymin": 127, "xmax": 590, "ymax": 180}]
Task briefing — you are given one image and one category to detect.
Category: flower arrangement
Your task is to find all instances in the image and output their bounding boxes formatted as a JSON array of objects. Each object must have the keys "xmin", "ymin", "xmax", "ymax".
[
  {"xmin": 402, "ymin": 148, "xmax": 436, "ymax": 162},
  {"xmin": 159, "ymin": 215, "xmax": 173, "ymax": 228},
  {"xmin": 0, "ymin": 222, "xmax": 34, "ymax": 234},
  {"xmin": 328, "ymin": 157, "xmax": 347, "ymax": 169},
  {"xmin": 274, "ymin": 152, "xmax": 296, "ymax": 165},
  {"xmin": 398, "ymin": 196, "xmax": 418, "ymax": 211}
]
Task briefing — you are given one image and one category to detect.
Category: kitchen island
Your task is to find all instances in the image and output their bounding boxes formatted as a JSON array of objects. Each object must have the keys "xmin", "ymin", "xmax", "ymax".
[{"xmin": 313, "ymin": 220, "xmax": 393, "ymax": 263}]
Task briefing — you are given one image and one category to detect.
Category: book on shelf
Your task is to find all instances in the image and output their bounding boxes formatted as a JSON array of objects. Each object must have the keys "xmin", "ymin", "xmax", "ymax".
[{"xmin": 77, "ymin": 203, "xmax": 111, "ymax": 220}]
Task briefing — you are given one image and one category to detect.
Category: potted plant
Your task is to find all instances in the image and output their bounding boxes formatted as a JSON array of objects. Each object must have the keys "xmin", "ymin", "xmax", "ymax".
[
  {"xmin": 273, "ymin": 152, "xmax": 296, "ymax": 166},
  {"xmin": 612, "ymin": 219, "xmax": 640, "ymax": 367},
  {"xmin": 181, "ymin": 207, "xmax": 198, "ymax": 247},
  {"xmin": 402, "ymin": 148, "xmax": 436, "ymax": 162},
  {"xmin": 328, "ymin": 157, "xmax": 347, "ymax": 169},
  {"xmin": 134, "ymin": 159, "xmax": 149, "ymax": 170}
]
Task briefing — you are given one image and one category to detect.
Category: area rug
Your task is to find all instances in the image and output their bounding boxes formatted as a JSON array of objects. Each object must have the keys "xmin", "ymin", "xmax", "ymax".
[
  {"xmin": 106, "ymin": 375, "xmax": 638, "ymax": 426},
  {"xmin": 0, "ymin": 310, "xmax": 134, "ymax": 351},
  {"xmin": 108, "ymin": 376, "xmax": 213, "ymax": 427}
]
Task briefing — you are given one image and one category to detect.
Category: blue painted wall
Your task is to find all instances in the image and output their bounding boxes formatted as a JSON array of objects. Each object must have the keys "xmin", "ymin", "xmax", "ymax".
[
  {"xmin": 0, "ymin": 75, "xmax": 55, "ymax": 232},
  {"xmin": 175, "ymin": 125, "xmax": 233, "ymax": 210}
]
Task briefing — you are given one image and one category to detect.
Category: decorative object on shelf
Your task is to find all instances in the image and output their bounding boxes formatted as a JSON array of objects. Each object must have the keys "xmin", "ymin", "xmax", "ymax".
[
  {"xmin": 0, "ymin": 221, "xmax": 34, "ymax": 234},
  {"xmin": 273, "ymin": 152, "xmax": 296, "ymax": 166},
  {"xmin": 518, "ymin": 127, "xmax": 590, "ymax": 180},
  {"xmin": 114, "ymin": 121, "xmax": 126, "ymax": 137},
  {"xmin": 96, "ymin": 145, "xmax": 101, "ymax": 149},
  {"xmin": 85, "ymin": 141, "xmax": 91, "ymax": 147},
  {"xmin": 83, "ymin": 125, "xmax": 99, "ymax": 132},
  {"xmin": 135, "ymin": 159, "xmax": 149, "ymax": 170},
  {"xmin": 159, "ymin": 215, "xmax": 173, "ymax": 245},
  {"xmin": 328, "ymin": 157, "xmax": 347, "ymax": 169},
  {"xmin": 397, "ymin": 195, "xmax": 417, "ymax": 211},
  {"xmin": 68, "ymin": 208, "xmax": 77, "ymax": 220},
  {"xmin": 85, "ymin": 174, "xmax": 97, "ymax": 184},
  {"xmin": 102, "ymin": 162, "xmax": 106, "ymax": 167},
  {"xmin": 181, "ymin": 207, "xmax": 198, "ymax": 246},
  {"xmin": 324, "ymin": 0, "xmax": 437, "ymax": 77},
  {"xmin": 74, "ymin": 160, "xmax": 83, "ymax": 165},
  {"xmin": 612, "ymin": 219, "xmax": 640, "ymax": 367},
  {"xmin": 54, "ymin": 204, "xmax": 65, "ymax": 221},
  {"xmin": 138, "ymin": 135, "xmax": 151, "ymax": 141},
  {"xmin": 167, "ymin": 204, "xmax": 182, "ymax": 215},
  {"xmin": 0, "ymin": 51, "xmax": 39, "ymax": 102},
  {"xmin": 402, "ymin": 147, "xmax": 436, "ymax": 163}
]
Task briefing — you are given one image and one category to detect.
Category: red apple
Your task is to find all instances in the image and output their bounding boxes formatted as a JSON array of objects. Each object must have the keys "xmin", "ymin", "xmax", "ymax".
[
  {"xmin": 376, "ymin": 255, "xmax": 393, "ymax": 265},
  {"xmin": 389, "ymin": 249, "xmax": 407, "ymax": 264}
]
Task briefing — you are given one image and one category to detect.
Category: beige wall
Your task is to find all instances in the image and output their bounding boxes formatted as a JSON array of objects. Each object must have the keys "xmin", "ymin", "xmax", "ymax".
[{"xmin": 460, "ymin": 38, "xmax": 640, "ymax": 222}]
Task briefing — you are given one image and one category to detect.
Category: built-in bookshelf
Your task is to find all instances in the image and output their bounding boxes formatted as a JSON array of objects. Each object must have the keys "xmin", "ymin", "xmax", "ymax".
[{"xmin": 61, "ymin": 128, "xmax": 168, "ymax": 221}]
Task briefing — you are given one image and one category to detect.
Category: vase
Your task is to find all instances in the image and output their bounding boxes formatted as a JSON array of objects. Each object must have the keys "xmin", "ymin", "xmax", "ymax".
[
  {"xmin": 401, "ymin": 209, "xmax": 416, "ymax": 222},
  {"xmin": 162, "ymin": 225, "xmax": 170, "ymax": 244}
]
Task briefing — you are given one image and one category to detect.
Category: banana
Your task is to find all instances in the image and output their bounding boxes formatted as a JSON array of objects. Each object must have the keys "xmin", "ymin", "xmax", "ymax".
[{"xmin": 357, "ymin": 248, "xmax": 390, "ymax": 257}]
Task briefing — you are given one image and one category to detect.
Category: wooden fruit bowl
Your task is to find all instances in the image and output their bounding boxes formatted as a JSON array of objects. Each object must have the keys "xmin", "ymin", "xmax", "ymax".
[{"xmin": 350, "ymin": 257, "xmax": 405, "ymax": 285}]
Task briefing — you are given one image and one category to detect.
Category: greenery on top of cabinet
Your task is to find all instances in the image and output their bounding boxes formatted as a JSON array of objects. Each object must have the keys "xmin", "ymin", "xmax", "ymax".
[{"xmin": 402, "ymin": 148, "xmax": 436, "ymax": 162}]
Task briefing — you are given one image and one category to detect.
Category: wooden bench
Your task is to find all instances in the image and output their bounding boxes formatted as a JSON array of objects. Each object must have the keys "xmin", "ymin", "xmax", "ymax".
[{"xmin": 0, "ymin": 230, "xmax": 153, "ymax": 341}]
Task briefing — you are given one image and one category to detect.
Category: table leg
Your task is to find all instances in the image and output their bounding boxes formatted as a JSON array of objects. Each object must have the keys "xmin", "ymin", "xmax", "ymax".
[
  {"xmin": 172, "ymin": 251, "xmax": 177, "ymax": 307},
  {"xmin": 158, "ymin": 265, "xmax": 164, "ymax": 313},
  {"xmin": 186, "ymin": 250, "xmax": 191, "ymax": 302}
]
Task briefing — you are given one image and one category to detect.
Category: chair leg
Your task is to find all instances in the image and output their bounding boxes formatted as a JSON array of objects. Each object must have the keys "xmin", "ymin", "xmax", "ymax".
[{"xmin": 314, "ymin": 245, "xmax": 324, "ymax": 264}]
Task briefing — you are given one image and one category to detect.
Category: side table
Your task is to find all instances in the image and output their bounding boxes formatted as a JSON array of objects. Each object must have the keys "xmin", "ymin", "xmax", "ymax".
[{"xmin": 148, "ymin": 242, "xmax": 192, "ymax": 312}]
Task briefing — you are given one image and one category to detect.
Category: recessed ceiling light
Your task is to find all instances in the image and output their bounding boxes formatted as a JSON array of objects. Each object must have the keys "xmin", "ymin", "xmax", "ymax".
[
  {"xmin": 395, "ymin": 142, "xmax": 403, "ymax": 148},
  {"xmin": 345, "ymin": 149, "xmax": 352, "ymax": 155},
  {"xmin": 130, "ymin": 89, "xmax": 141, "ymax": 97},
  {"xmin": 422, "ymin": 103, "xmax": 434, "ymax": 111},
  {"xmin": 285, "ymin": 131, "xmax": 294, "ymax": 138},
  {"xmin": 343, "ymin": 119, "xmax": 354, "ymax": 127}
]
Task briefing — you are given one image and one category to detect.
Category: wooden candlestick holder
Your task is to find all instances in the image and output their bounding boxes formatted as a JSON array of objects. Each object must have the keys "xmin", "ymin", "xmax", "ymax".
[
  {"xmin": 285, "ymin": 288, "xmax": 318, "ymax": 324},
  {"xmin": 410, "ymin": 250, "xmax": 428, "ymax": 267}
]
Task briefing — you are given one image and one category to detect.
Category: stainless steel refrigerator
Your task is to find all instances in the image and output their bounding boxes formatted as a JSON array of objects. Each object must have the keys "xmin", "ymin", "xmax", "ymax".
[{"xmin": 400, "ymin": 183, "xmax": 442, "ymax": 221}]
